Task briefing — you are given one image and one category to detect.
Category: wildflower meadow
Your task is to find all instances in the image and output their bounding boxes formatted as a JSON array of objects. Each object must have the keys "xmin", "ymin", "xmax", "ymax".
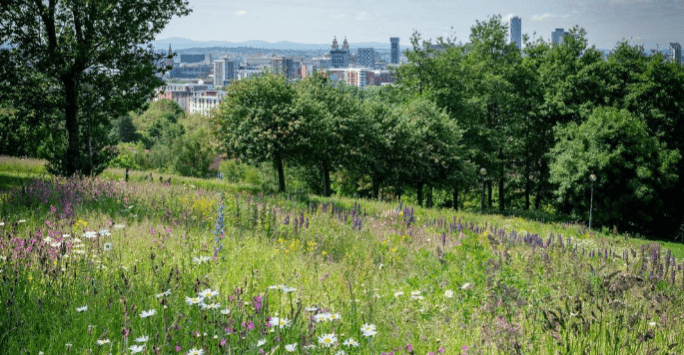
[{"xmin": 3, "ymin": 157, "xmax": 684, "ymax": 355}]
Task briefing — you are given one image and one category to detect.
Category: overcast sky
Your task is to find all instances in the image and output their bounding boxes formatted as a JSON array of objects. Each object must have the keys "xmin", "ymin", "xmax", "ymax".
[{"xmin": 156, "ymin": 0, "xmax": 684, "ymax": 50}]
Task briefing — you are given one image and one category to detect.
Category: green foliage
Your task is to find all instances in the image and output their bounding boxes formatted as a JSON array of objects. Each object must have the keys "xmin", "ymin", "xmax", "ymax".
[
  {"xmin": 549, "ymin": 106, "xmax": 681, "ymax": 232},
  {"xmin": 0, "ymin": 0, "xmax": 191, "ymax": 176},
  {"xmin": 213, "ymin": 73, "xmax": 302, "ymax": 192}
]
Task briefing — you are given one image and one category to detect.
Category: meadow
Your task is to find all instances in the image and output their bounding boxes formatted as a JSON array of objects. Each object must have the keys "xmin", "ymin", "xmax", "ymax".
[{"xmin": 3, "ymin": 156, "xmax": 684, "ymax": 355}]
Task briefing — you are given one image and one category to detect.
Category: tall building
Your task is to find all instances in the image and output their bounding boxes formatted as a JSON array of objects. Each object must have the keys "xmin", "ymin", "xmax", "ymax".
[
  {"xmin": 671, "ymin": 43, "xmax": 682, "ymax": 64},
  {"xmin": 552, "ymin": 28, "xmax": 569, "ymax": 45},
  {"xmin": 390, "ymin": 37, "xmax": 400, "ymax": 64},
  {"xmin": 271, "ymin": 57, "xmax": 294, "ymax": 78},
  {"xmin": 357, "ymin": 48, "xmax": 376, "ymax": 69},
  {"xmin": 331, "ymin": 36, "xmax": 350, "ymax": 68},
  {"xmin": 510, "ymin": 17, "xmax": 522, "ymax": 49},
  {"xmin": 213, "ymin": 59, "xmax": 239, "ymax": 86}
]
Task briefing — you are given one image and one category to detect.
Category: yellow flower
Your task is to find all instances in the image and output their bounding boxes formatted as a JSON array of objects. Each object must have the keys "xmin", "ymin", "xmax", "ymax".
[
  {"xmin": 321, "ymin": 251, "xmax": 327, "ymax": 256},
  {"xmin": 391, "ymin": 247, "xmax": 397, "ymax": 253}
]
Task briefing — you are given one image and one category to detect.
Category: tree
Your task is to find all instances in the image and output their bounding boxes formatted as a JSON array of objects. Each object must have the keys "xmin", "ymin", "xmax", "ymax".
[
  {"xmin": 549, "ymin": 106, "xmax": 680, "ymax": 233},
  {"xmin": 213, "ymin": 73, "xmax": 302, "ymax": 193},
  {"xmin": 0, "ymin": 0, "xmax": 191, "ymax": 176},
  {"xmin": 293, "ymin": 74, "xmax": 363, "ymax": 196}
]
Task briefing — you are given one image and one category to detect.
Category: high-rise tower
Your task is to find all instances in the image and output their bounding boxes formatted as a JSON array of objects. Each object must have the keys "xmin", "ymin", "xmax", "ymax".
[
  {"xmin": 166, "ymin": 44, "xmax": 174, "ymax": 68},
  {"xmin": 671, "ymin": 43, "xmax": 682, "ymax": 65},
  {"xmin": 390, "ymin": 37, "xmax": 400, "ymax": 64},
  {"xmin": 510, "ymin": 17, "xmax": 521, "ymax": 49},
  {"xmin": 551, "ymin": 28, "xmax": 568, "ymax": 45}
]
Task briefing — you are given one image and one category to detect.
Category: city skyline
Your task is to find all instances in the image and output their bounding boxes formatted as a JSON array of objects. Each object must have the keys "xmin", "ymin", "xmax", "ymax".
[{"xmin": 155, "ymin": 0, "xmax": 684, "ymax": 50}]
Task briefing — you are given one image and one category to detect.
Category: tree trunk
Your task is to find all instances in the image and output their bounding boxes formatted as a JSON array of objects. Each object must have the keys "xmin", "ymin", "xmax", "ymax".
[
  {"xmin": 525, "ymin": 117, "xmax": 531, "ymax": 210},
  {"xmin": 452, "ymin": 186, "xmax": 459, "ymax": 211},
  {"xmin": 416, "ymin": 183, "xmax": 424, "ymax": 207},
  {"xmin": 498, "ymin": 148, "xmax": 504, "ymax": 214},
  {"xmin": 62, "ymin": 74, "xmax": 81, "ymax": 176},
  {"xmin": 323, "ymin": 163, "xmax": 331, "ymax": 197},
  {"xmin": 371, "ymin": 176, "xmax": 380, "ymax": 200},
  {"xmin": 487, "ymin": 180, "xmax": 492, "ymax": 208},
  {"xmin": 274, "ymin": 154, "xmax": 285, "ymax": 193},
  {"xmin": 426, "ymin": 185, "xmax": 433, "ymax": 208}
]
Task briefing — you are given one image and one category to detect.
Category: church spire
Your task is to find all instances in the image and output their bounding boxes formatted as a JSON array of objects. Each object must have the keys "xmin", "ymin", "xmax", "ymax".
[
  {"xmin": 332, "ymin": 36, "xmax": 339, "ymax": 50},
  {"xmin": 342, "ymin": 36, "xmax": 349, "ymax": 51}
]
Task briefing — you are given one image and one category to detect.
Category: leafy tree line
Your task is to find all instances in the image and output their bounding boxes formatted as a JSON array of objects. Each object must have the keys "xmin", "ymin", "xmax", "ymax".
[{"xmin": 214, "ymin": 16, "xmax": 684, "ymax": 239}]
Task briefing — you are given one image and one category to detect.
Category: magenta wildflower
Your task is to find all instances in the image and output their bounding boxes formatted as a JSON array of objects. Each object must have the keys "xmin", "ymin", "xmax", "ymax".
[{"xmin": 175, "ymin": 345, "xmax": 182, "ymax": 352}]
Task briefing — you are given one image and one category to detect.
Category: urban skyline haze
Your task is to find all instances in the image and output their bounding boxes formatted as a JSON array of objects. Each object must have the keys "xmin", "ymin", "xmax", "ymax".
[{"xmin": 155, "ymin": 0, "xmax": 684, "ymax": 50}]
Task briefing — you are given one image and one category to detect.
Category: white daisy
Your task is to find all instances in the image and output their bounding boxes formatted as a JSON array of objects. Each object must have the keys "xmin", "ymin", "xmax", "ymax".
[
  {"xmin": 444, "ymin": 289, "xmax": 454, "ymax": 298},
  {"xmin": 62, "ymin": 234, "xmax": 70, "ymax": 238},
  {"xmin": 135, "ymin": 336, "xmax": 149, "ymax": 343},
  {"xmin": 187, "ymin": 349, "xmax": 204, "ymax": 355},
  {"xmin": 305, "ymin": 307, "xmax": 318, "ymax": 312},
  {"xmin": 362, "ymin": 329, "xmax": 377, "ymax": 337},
  {"xmin": 360, "ymin": 323, "xmax": 376, "ymax": 333},
  {"xmin": 461, "ymin": 283, "xmax": 472, "ymax": 290},
  {"xmin": 76, "ymin": 305, "xmax": 88, "ymax": 312},
  {"xmin": 411, "ymin": 295, "xmax": 424, "ymax": 300},
  {"xmin": 140, "ymin": 309, "xmax": 156, "ymax": 318},
  {"xmin": 201, "ymin": 303, "xmax": 221, "ymax": 310},
  {"xmin": 257, "ymin": 339, "xmax": 267, "ymax": 347},
  {"xmin": 336, "ymin": 351, "xmax": 346, "ymax": 355},
  {"xmin": 99, "ymin": 229, "xmax": 111, "ymax": 237},
  {"xmin": 343, "ymin": 338, "xmax": 359, "ymax": 347},
  {"xmin": 220, "ymin": 308, "xmax": 231, "ymax": 315},
  {"xmin": 314, "ymin": 313, "xmax": 332, "ymax": 322},
  {"xmin": 330, "ymin": 313, "xmax": 342, "ymax": 321},
  {"xmin": 113, "ymin": 224, "xmax": 126, "ymax": 229},
  {"xmin": 269, "ymin": 317, "xmax": 291, "ymax": 328},
  {"xmin": 268, "ymin": 285, "xmax": 284, "ymax": 290},
  {"xmin": 185, "ymin": 296, "xmax": 204, "ymax": 305},
  {"xmin": 285, "ymin": 343, "xmax": 297, "ymax": 352},
  {"xmin": 83, "ymin": 231, "xmax": 97, "ymax": 239},
  {"xmin": 18, "ymin": 219, "xmax": 26, "ymax": 223},
  {"xmin": 283, "ymin": 286, "xmax": 297, "ymax": 293},
  {"xmin": 51, "ymin": 242, "xmax": 62, "ymax": 248},
  {"xmin": 411, "ymin": 290, "xmax": 421, "ymax": 296},
  {"xmin": 43, "ymin": 236, "xmax": 53, "ymax": 243},
  {"xmin": 318, "ymin": 333, "xmax": 337, "ymax": 347},
  {"xmin": 198, "ymin": 288, "xmax": 219, "ymax": 299},
  {"xmin": 394, "ymin": 291, "xmax": 404, "ymax": 297},
  {"xmin": 73, "ymin": 238, "xmax": 82, "ymax": 243},
  {"xmin": 129, "ymin": 344, "xmax": 144, "ymax": 353},
  {"xmin": 96, "ymin": 339, "xmax": 110, "ymax": 345},
  {"xmin": 103, "ymin": 243, "xmax": 113, "ymax": 251}
]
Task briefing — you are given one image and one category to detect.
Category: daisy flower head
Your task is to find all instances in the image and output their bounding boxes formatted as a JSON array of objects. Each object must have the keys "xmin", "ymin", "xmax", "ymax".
[
  {"xmin": 104, "ymin": 243, "xmax": 113, "ymax": 251},
  {"xmin": 198, "ymin": 288, "xmax": 219, "ymax": 299},
  {"xmin": 360, "ymin": 323, "xmax": 376, "ymax": 333},
  {"xmin": 140, "ymin": 309, "xmax": 156, "ymax": 318},
  {"xmin": 202, "ymin": 302, "xmax": 221, "ymax": 310},
  {"xmin": 363, "ymin": 329, "xmax": 377, "ymax": 337},
  {"xmin": 156, "ymin": 289, "xmax": 172, "ymax": 298},
  {"xmin": 99, "ymin": 229, "xmax": 111, "ymax": 237},
  {"xmin": 305, "ymin": 306, "xmax": 318, "ymax": 312},
  {"xmin": 285, "ymin": 343, "xmax": 297, "ymax": 352},
  {"xmin": 129, "ymin": 344, "xmax": 144, "ymax": 353},
  {"xmin": 314, "ymin": 313, "xmax": 332, "ymax": 322},
  {"xmin": 135, "ymin": 336, "xmax": 149, "ymax": 343},
  {"xmin": 411, "ymin": 290, "xmax": 421, "ymax": 296},
  {"xmin": 283, "ymin": 286, "xmax": 297, "ymax": 293},
  {"xmin": 394, "ymin": 291, "xmax": 404, "ymax": 297},
  {"xmin": 411, "ymin": 295, "xmax": 424, "ymax": 300},
  {"xmin": 220, "ymin": 308, "xmax": 231, "ymax": 315},
  {"xmin": 330, "ymin": 313, "xmax": 342, "ymax": 321},
  {"xmin": 336, "ymin": 351, "xmax": 346, "ymax": 355},
  {"xmin": 461, "ymin": 283, "xmax": 472, "ymax": 290},
  {"xmin": 343, "ymin": 338, "xmax": 359, "ymax": 347},
  {"xmin": 43, "ymin": 236, "xmax": 53, "ymax": 243},
  {"xmin": 113, "ymin": 224, "xmax": 126, "ymax": 229},
  {"xmin": 185, "ymin": 296, "xmax": 205, "ymax": 305},
  {"xmin": 318, "ymin": 333, "xmax": 338, "ymax": 347},
  {"xmin": 76, "ymin": 305, "xmax": 88, "ymax": 312},
  {"xmin": 268, "ymin": 285, "xmax": 284, "ymax": 290},
  {"xmin": 83, "ymin": 231, "xmax": 97, "ymax": 239},
  {"xmin": 187, "ymin": 349, "xmax": 204, "ymax": 355},
  {"xmin": 444, "ymin": 289, "xmax": 454, "ymax": 298},
  {"xmin": 257, "ymin": 339, "xmax": 267, "ymax": 347},
  {"xmin": 270, "ymin": 317, "xmax": 291, "ymax": 328},
  {"xmin": 96, "ymin": 339, "xmax": 111, "ymax": 345},
  {"xmin": 51, "ymin": 242, "xmax": 62, "ymax": 248}
]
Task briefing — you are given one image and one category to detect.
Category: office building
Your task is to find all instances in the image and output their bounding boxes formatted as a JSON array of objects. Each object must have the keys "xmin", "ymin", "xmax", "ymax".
[
  {"xmin": 510, "ymin": 17, "xmax": 522, "ymax": 49},
  {"xmin": 552, "ymin": 28, "xmax": 569, "ymax": 45},
  {"xmin": 213, "ymin": 59, "xmax": 239, "ymax": 86},
  {"xmin": 168, "ymin": 64, "xmax": 212, "ymax": 79},
  {"xmin": 390, "ymin": 37, "xmax": 400, "ymax": 64},
  {"xmin": 671, "ymin": 43, "xmax": 682, "ymax": 64},
  {"xmin": 189, "ymin": 91, "xmax": 228, "ymax": 117},
  {"xmin": 357, "ymin": 48, "xmax": 376, "ymax": 69},
  {"xmin": 180, "ymin": 54, "xmax": 205, "ymax": 64},
  {"xmin": 271, "ymin": 57, "xmax": 294, "ymax": 78}
]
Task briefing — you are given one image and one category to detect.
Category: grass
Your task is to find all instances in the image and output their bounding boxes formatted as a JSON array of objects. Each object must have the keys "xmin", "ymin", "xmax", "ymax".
[{"xmin": 2, "ymin": 158, "xmax": 684, "ymax": 355}]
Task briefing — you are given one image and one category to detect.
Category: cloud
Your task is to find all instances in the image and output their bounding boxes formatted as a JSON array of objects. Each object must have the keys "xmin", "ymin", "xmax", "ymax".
[
  {"xmin": 503, "ymin": 13, "xmax": 516, "ymax": 23},
  {"xmin": 531, "ymin": 13, "xmax": 558, "ymax": 21},
  {"xmin": 235, "ymin": 10, "xmax": 246, "ymax": 16}
]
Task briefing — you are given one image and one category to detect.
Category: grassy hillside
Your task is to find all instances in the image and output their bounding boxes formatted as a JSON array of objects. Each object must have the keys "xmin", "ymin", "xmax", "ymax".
[{"xmin": 2, "ymin": 157, "xmax": 684, "ymax": 354}]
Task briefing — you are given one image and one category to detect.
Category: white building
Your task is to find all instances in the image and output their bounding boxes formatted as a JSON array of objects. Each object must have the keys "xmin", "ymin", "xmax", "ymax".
[{"xmin": 189, "ymin": 91, "xmax": 227, "ymax": 117}]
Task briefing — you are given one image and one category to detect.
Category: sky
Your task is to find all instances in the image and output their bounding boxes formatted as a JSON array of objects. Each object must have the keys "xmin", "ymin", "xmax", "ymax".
[{"xmin": 156, "ymin": 0, "xmax": 684, "ymax": 50}]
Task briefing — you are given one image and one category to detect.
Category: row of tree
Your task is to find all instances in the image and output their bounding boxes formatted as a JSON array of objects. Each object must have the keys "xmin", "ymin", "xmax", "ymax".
[{"xmin": 214, "ymin": 16, "xmax": 684, "ymax": 239}]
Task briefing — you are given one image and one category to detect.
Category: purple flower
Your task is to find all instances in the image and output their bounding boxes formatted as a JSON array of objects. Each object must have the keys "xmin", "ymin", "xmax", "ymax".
[{"xmin": 175, "ymin": 345, "xmax": 182, "ymax": 352}]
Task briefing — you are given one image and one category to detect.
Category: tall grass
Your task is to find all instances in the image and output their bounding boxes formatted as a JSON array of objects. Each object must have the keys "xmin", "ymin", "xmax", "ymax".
[{"xmin": 2, "ymin": 160, "xmax": 684, "ymax": 354}]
